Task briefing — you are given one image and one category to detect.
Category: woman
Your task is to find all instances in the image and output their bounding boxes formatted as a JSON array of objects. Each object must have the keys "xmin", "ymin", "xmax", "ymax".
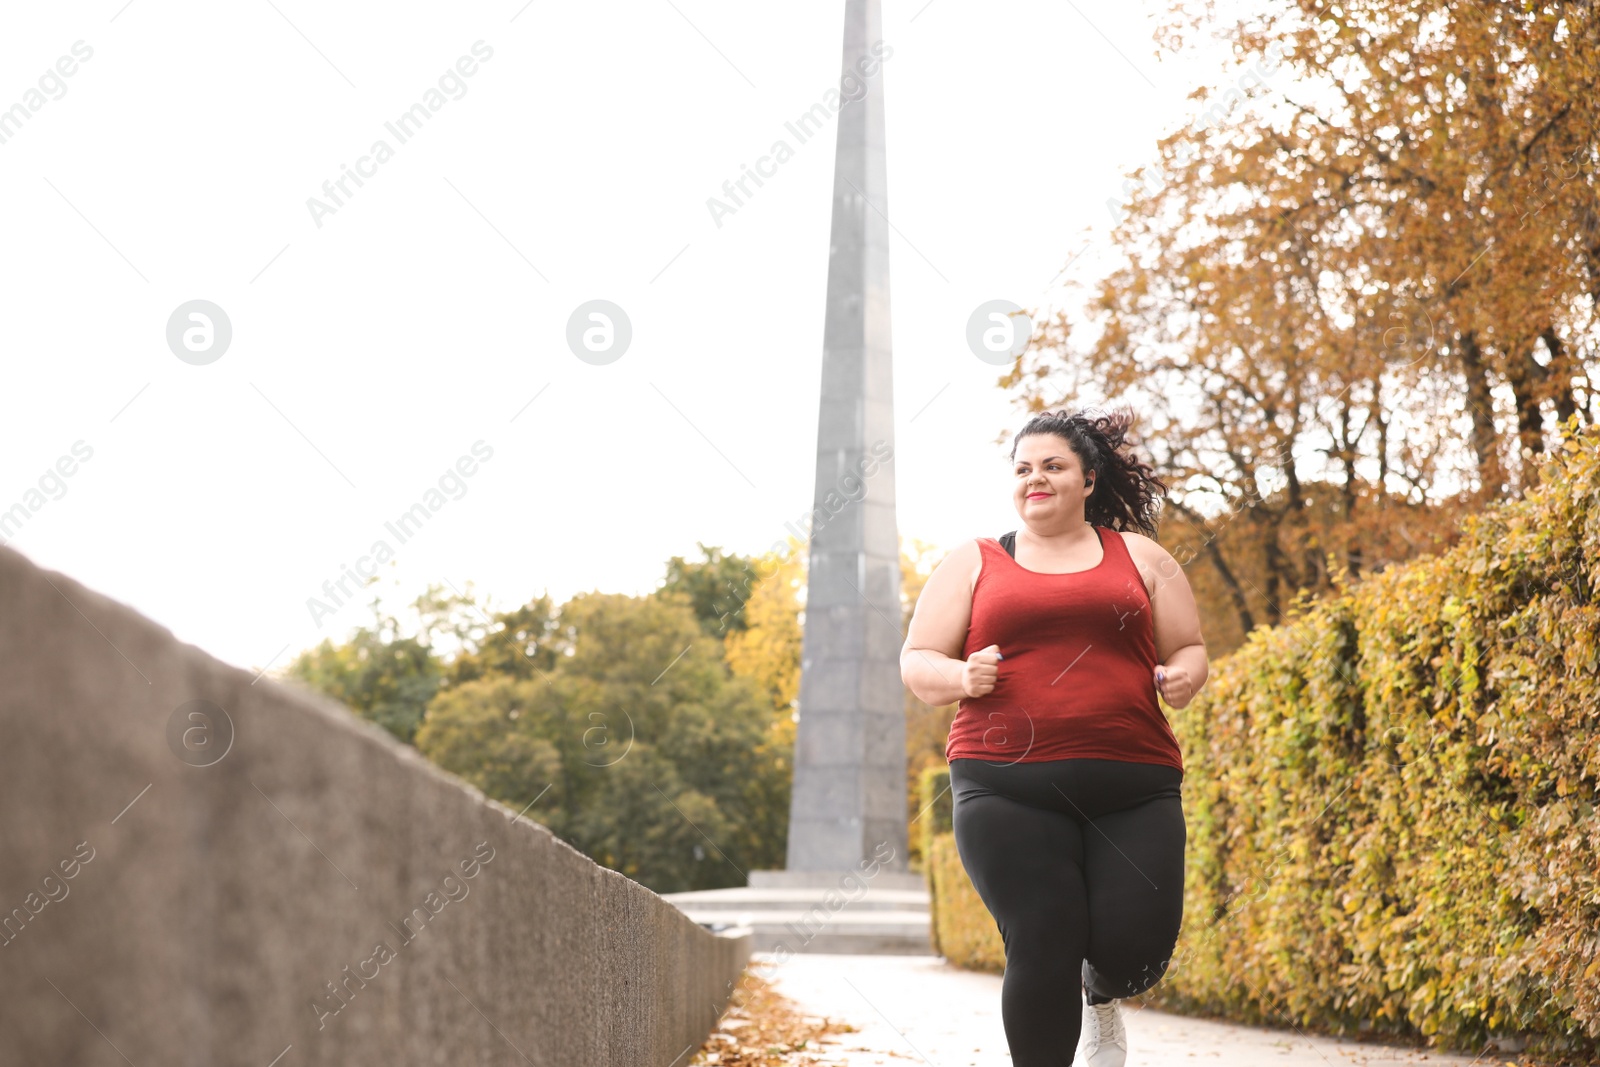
[{"xmin": 900, "ymin": 407, "xmax": 1208, "ymax": 1066}]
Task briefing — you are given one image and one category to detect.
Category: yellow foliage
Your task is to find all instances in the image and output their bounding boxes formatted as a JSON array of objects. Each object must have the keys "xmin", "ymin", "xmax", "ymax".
[{"xmin": 723, "ymin": 540, "xmax": 804, "ymax": 723}]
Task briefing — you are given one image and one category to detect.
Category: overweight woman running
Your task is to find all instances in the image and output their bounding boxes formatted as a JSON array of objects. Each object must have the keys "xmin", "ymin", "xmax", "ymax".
[{"xmin": 900, "ymin": 407, "xmax": 1209, "ymax": 1067}]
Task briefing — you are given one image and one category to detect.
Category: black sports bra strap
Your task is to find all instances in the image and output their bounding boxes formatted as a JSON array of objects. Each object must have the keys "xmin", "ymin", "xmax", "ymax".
[{"xmin": 999, "ymin": 530, "xmax": 1017, "ymax": 559}]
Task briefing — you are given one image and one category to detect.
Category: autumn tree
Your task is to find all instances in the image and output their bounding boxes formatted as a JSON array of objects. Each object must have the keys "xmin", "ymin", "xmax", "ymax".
[
  {"xmin": 1010, "ymin": 0, "xmax": 1600, "ymax": 649},
  {"xmin": 442, "ymin": 593, "xmax": 562, "ymax": 689},
  {"xmin": 415, "ymin": 590, "xmax": 789, "ymax": 893},
  {"xmin": 723, "ymin": 540, "xmax": 805, "ymax": 753},
  {"xmin": 282, "ymin": 587, "xmax": 461, "ymax": 745},
  {"xmin": 658, "ymin": 542, "xmax": 761, "ymax": 637}
]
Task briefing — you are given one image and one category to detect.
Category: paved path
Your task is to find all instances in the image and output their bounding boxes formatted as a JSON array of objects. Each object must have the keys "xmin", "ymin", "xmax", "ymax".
[{"xmin": 751, "ymin": 952, "xmax": 1504, "ymax": 1066}]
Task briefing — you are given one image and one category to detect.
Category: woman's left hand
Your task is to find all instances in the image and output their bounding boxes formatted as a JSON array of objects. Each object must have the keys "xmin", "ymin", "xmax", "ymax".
[{"xmin": 1154, "ymin": 664, "xmax": 1195, "ymax": 707}]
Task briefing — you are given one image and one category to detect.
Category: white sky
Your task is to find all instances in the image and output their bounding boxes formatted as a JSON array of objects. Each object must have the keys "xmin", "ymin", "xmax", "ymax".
[{"xmin": 1, "ymin": 0, "xmax": 1257, "ymax": 673}]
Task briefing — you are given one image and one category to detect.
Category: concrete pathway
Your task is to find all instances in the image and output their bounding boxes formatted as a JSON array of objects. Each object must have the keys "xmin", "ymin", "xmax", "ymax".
[{"xmin": 750, "ymin": 952, "xmax": 1506, "ymax": 1066}]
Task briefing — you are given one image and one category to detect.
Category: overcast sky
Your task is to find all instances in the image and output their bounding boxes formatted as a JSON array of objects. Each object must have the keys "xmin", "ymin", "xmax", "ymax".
[{"xmin": 2, "ymin": 0, "xmax": 1258, "ymax": 672}]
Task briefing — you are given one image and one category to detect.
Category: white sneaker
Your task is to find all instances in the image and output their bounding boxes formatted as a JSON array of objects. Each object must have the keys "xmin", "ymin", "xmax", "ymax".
[{"xmin": 1080, "ymin": 999, "xmax": 1127, "ymax": 1066}]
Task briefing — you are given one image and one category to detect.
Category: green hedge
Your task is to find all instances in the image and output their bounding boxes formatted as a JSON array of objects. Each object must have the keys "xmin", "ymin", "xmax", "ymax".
[
  {"xmin": 928, "ymin": 831, "xmax": 1004, "ymax": 974},
  {"xmin": 918, "ymin": 766, "xmax": 955, "ymax": 960},
  {"xmin": 921, "ymin": 762, "xmax": 1006, "ymax": 974},
  {"xmin": 927, "ymin": 417, "xmax": 1600, "ymax": 1062},
  {"xmin": 917, "ymin": 765, "xmax": 953, "ymax": 857}
]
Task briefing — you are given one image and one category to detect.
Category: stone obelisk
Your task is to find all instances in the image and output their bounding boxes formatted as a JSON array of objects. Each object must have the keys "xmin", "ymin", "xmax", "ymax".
[
  {"xmin": 778, "ymin": 0, "xmax": 909, "ymax": 881},
  {"xmin": 668, "ymin": 0, "xmax": 926, "ymax": 948}
]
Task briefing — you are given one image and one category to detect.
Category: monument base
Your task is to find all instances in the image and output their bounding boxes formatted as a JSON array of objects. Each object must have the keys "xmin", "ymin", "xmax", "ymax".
[
  {"xmin": 659, "ymin": 868, "xmax": 934, "ymax": 956},
  {"xmin": 747, "ymin": 868, "xmax": 926, "ymax": 893}
]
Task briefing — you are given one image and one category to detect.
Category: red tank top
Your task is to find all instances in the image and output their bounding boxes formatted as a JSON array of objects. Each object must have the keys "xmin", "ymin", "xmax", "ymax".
[{"xmin": 943, "ymin": 526, "xmax": 1184, "ymax": 772}]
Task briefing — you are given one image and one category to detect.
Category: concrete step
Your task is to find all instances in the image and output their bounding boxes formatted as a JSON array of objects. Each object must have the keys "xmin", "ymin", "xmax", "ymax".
[
  {"xmin": 672, "ymin": 908, "xmax": 931, "ymax": 931},
  {"xmin": 661, "ymin": 886, "xmax": 929, "ymax": 913},
  {"xmin": 660, "ymin": 882, "xmax": 936, "ymax": 956},
  {"xmin": 748, "ymin": 869, "xmax": 927, "ymax": 892},
  {"xmin": 675, "ymin": 913, "xmax": 935, "ymax": 956}
]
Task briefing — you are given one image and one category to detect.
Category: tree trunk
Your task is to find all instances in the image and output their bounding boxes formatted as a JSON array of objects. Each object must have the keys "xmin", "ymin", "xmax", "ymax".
[
  {"xmin": 1205, "ymin": 535, "xmax": 1256, "ymax": 640},
  {"xmin": 1457, "ymin": 331, "xmax": 1504, "ymax": 500},
  {"xmin": 1540, "ymin": 326, "xmax": 1579, "ymax": 432},
  {"xmin": 1339, "ymin": 395, "xmax": 1362, "ymax": 580},
  {"xmin": 1504, "ymin": 339, "xmax": 1546, "ymax": 492},
  {"xmin": 1375, "ymin": 376, "xmax": 1389, "ymax": 504},
  {"xmin": 1259, "ymin": 512, "xmax": 1289, "ymax": 628},
  {"xmin": 1164, "ymin": 499, "xmax": 1256, "ymax": 639}
]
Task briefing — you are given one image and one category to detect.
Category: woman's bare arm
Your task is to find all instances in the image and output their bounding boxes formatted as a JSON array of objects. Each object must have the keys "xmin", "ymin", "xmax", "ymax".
[
  {"xmin": 900, "ymin": 539, "xmax": 982, "ymax": 706},
  {"xmin": 1133, "ymin": 533, "xmax": 1209, "ymax": 708}
]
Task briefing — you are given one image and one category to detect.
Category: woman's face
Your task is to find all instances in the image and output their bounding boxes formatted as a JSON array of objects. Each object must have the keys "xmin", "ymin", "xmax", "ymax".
[{"xmin": 1012, "ymin": 434, "xmax": 1089, "ymax": 526}]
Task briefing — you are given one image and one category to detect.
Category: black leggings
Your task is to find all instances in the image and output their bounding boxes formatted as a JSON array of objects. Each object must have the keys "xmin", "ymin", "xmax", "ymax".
[{"xmin": 949, "ymin": 757, "xmax": 1186, "ymax": 1066}]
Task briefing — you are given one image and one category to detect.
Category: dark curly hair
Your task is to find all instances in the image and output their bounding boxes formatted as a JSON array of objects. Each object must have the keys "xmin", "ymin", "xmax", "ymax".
[{"xmin": 1009, "ymin": 406, "xmax": 1167, "ymax": 538}]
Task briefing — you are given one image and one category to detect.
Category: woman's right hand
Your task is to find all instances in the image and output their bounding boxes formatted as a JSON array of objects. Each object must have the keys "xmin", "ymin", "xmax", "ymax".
[{"xmin": 962, "ymin": 644, "xmax": 1001, "ymax": 698}]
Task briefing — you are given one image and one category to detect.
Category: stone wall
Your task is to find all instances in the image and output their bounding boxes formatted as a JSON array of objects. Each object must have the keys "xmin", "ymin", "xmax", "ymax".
[{"xmin": 0, "ymin": 544, "xmax": 749, "ymax": 1066}]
